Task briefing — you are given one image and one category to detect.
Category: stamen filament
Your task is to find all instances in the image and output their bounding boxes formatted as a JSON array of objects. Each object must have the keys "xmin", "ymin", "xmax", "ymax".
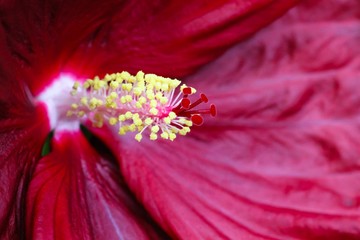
[{"xmin": 67, "ymin": 71, "xmax": 216, "ymax": 142}]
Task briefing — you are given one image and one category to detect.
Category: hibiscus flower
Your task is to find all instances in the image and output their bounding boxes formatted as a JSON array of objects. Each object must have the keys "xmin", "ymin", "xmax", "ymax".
[{"xmin": 1, "ymin": 0, "xmax": 360, "ymax": 239}]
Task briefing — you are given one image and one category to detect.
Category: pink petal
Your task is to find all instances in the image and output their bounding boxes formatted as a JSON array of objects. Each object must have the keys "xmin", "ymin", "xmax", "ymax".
[
  {"xmin": 26, "ymin": 130, "xmax": 167, "ymax": 239},
  {"xmin": 100, "ymin": 0, "xmax": 360, "ymax": 238},
  {"xmin": 0, "ymin": 0, "xmax": 299, "ymax": 95},
  {"xmin": 0, "ymin": 75, "xmax": 49, "ymax": 238}
]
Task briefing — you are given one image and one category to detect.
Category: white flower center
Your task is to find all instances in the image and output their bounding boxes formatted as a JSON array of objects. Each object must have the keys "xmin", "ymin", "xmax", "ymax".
[{"xmin": 37, "ymin": 73, "xmax": 81, "ymax": 131}]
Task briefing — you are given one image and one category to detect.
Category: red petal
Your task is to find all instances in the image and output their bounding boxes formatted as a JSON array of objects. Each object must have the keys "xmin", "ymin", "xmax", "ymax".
[
  {"xmin": 0, "ymin": 0, "xmax": 300, "ymax": 95},
  {"xmin": 0, "ymin": 75, "xmax": 49, "ymax": 238},
  {"xmin": 26, "ymin": 131, "xmax": 166, "ymax": 239},
  {"xmin": 65, "ymin": 0, "xmax": 300, "ymax": 80},
  {"xmin": 0, "ymin": 0, "xmax": 126, "ymax": 95},
  {"xmin": 101, "ymin": 0, "xmax": 360, "ymax": 238}
]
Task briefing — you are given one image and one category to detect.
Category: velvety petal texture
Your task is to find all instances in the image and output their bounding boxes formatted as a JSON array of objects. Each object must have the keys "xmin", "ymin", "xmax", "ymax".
[
  {"xmin": 94, "ymin": 0, "xmax": 360, "ymax": 239},
  {"xmin": 0, "ymin": 0, "xmax": 304, "ymax": 239},
  {"xmin": 0, "ymin": 0, "xmax": 126, "ymax": 94},
  {"xmin": 65, "ymin": 0, "xmax": 301, "ymax": 80},
  {"xmin": 0, "ymin": 0, "xmax": 300, "ymax": 95},
  {"xmin": 26, "ymin": 131, "xmax": 167, "ymax": 240},
  {"xmin": 0, "ymin": 78, "xmax": 49, "ymax": 239}
]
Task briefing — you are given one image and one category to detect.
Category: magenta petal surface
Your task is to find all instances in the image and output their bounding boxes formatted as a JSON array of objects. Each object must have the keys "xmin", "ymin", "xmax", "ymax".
[
  {"xmin": 26, "ymin": 131, "xmax": 166, "ymax": 240},
  {"xmin": 103, "ymin": 0, "xmax": 360, "ymax": 239}
]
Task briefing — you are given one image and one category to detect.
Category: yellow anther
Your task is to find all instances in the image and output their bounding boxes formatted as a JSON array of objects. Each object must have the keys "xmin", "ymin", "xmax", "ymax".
[
  {"xmin": 70, "ymin": 90, "xmax": 77, "ymax": 96},
  {"xmin": 120, "ymin": 71, "xmax": 130, "ymax": 80},
  {"xmin": 78, "ymin": 111, "xmax": 85, "ymax": 117},
  {"xmin": 125, "ymin": 95, "xmax": 132, "ymax": 102},
  {"xmin": 83, "ymin": 80, "xmax": 92, "ymax": 89},
  {"xmin": 104, "ymin": 74, "xmax": 112, "ymax": 81},
  {"xmin": 119, "ymin": 127, "xmax": 127, "ymax": 135},
  {"xmin": 150, "ymin": 133, "xmax": 157, "ymax": 140},
  {"xmin": 72, "ymin": 81, "xmax": 80, "ymax": 90},
  {"xmin": 169, "ymin": 132, "xmax": 176, "ymax": 141},
  {"xmin": 106, "ymin": 96, "xmax": 113, "ymax": 103},
  {"xmin": 138, "ymin": 96, "xmax": 146, "ymax": 104},
  {"xmin": 110, "ymin": 81, "xmax": 120, "ymax": 89},
  {"xmin": 170, "ymin": 79, "xmax": 181, "ymax": 89},
  {"xmin": 135, "ymin": 102, "xmax": 143, "ymax": 108},
  {"xmin": 105, "ymin": 96, "xmax": 117, "ymax": 108},
  {"xmin": 80, "ymin": 97, "xmax": 88, "ymax": 105},
  {"xmin": 151, "ymin": 125, "xmax": 160, "ymax": 133},
  {"xmin": 150, "ymin": 100, "xmax": 157, "ymax": 108},
  {"xmin": 155, "ymin": 92, "xmax": 162, "ymax": 100},
  {"xmin": 135, "ymin": 133, "xmax": 142, "ymax": 142},
  {"xmin": 66, "ymin": 110, "xmax": 73, "ymax": 117},
  {"xmin": 179, "ymin": 118, "xmax": 192, "ymax": 126},
  {"xmin": 133, "ymin": 118, "xmax": 143, "ymax": 126},
  {"xmin": 144, "ymin": 118, "xmax": 153, "ymax": 125},
  {"xmin": 109, "ymin": 117, "xmax": 117, "ymax": 125},
  {"xmin": 146, "ymin": 83, "xmax": 154, "ymax": 91},
  {"xmin": 163, "ymin": 117, "xmax": 171, "ymax": 125},
  {"xmin": 128, "ymin": 76, "xmax": 136, "ymax": 83},
  {"xmin": 161, "ymin": 132, "xmax": 169, "ymax": 139},
  {"xmin": 155, "ymin": 82, "xmax": 162, "ymax": 90},
  {"xmin": 129, "ymin": 124, "xmax": 136, "ymax": 132},
  {"xmin": 161, "ymin": 84, "xmax": 169, "ymax": 91},
  {"xmin": 145, "ymin": 73, "xmax": 155, "ymax": 82},
  {"xmin": 93, "ymin": 77, "xmax": 103, "ymax": 90},
  {"xmin": 179, "ymin": 127, "xmax": 190, "ymax": 135},
  {"xmin": 120, "ymin": 96, "xmax": 127, "ymax": 104},
  {"xmin": 146, "ymin": 91, "xmax": 155, "ymax": 100},
  {"xmin": 185, "ymin": 120, "xmax": 193, "ymax": 127},
  {"xmin": 125, "ymin": 111, "xmax": 132, "ymax": 119},
  {"xmin": 110, "ymin": 92, "xmax": 118, "ymax": 98},
  {"xmin": 122, "ymin": 83, "xmax": 132, "ymax": 91},
  {"xmin": 159, "ymin": 97, "xmax": 168, "ymax": 104},
  {"xmin": 89, "ymin": 98, "xmax": 99, "ymax": 109},
  {"xmin": 168, "ymin": 112, "xmax": 177, "ymax": 120},
  {"xmin": 133, "ymin": 113, "xmax": 140, "ymax": 118},
  {"xmin": 136, "ymin": 71, "xmax": 145, "ymax": 82},
  {"xmin": 118, "ymin": 114, "xmax": 126, "ymax": 122},
  {"xmin": 171, "ymin": 128, "xmax": 179, "ymax": 134},
  {"xmin": 115, "ymin": 75, "xmax": 122, "ymax": 82},
  {"xmin": 149, "ymin": 108, "xmax": 158, "ymax": 115},
  {"xmin": 71, "ymin": 103, "xmax": 78, "ymax": 109},
  {"xmin": 133, "ymin": 87, "xmax": 143, "ymax": 96}
]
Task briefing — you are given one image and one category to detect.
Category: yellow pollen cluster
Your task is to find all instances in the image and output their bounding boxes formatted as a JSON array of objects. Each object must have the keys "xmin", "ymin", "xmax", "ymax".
[{"xmin": 67, "ymin": 71, "xmax": 196, "ymax": 142}]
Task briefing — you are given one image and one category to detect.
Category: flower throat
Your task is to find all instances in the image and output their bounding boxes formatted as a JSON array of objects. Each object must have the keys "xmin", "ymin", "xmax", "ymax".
[{"xmin": 67, "ymin": 71, "xmax": 216, "ymax": 142}]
